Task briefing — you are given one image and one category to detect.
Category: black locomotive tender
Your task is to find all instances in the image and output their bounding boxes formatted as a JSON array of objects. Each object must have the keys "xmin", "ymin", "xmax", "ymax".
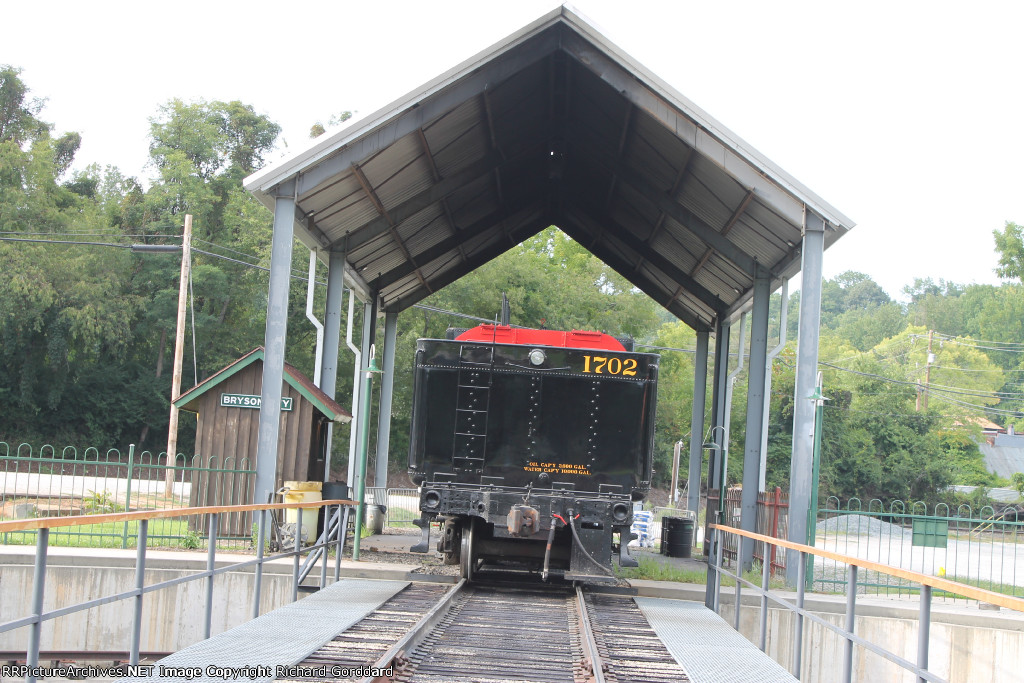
[{"xmin": 408, "ymin": 322, "xmax": 659, "ymax": 581}]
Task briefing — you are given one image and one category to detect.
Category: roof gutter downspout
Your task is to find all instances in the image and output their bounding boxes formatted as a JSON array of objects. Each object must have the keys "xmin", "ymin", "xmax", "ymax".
[
  {"xmin": 345, "ymin": 290, "xmax": 362, "ymax": 485},
  {"xmin": 760, "ymin": 280, "xmax": 789, "ymax": 491},
  {"xmin": 722, "ymin": 312, "xmax": 747, "ymax": 491},
  {"xmin": 305, "ymin": 251, "xmax": 324, "ymax": 386}
]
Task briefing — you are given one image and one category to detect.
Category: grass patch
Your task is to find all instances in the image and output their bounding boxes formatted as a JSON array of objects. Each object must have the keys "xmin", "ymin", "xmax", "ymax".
[
  {"xmin": 617, "ymin": 555, "xmax": 789, "ymax": 591},
  {"xmin": 0, "ymin": 519, "xmax": 218, "ymax": 549},
  {"xmin": 616, "ymin": 556, "xmax": 708, "ymax": 583},
  {"xmin": 936, "ymin": 574, "xmax": 1024, "ymax": 599}
]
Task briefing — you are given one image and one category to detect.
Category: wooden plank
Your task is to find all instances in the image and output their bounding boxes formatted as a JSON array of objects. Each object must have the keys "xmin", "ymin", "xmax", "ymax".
[
  {"xmin": 297, "ymin": 395, "xmax": 314, "ymax": 479},
  {"xmin": 236, "ymin": 360, "xmax": 258, "ymax": 471},
  {"xmin": 711, "ymin": 524, "xmax": 1024, "ymax": 611}
]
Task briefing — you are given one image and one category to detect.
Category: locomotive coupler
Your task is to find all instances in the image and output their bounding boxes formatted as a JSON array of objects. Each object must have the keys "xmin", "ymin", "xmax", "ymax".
[{"xmin": 506, "ymin": 504, "xmax": 541, "ymax": 537}]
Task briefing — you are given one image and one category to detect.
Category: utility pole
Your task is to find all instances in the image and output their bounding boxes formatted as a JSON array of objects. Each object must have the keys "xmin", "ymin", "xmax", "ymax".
[
  {"xmin": 923, "ymin": 329, "xmax": 935, "ymax": 411},
  {"xmin": 915, "ymin": 329, "xmax": 936, "ymax": 412},
  {"xmin": 165, "ymin": 214, "xmax": 192, "ymax": 497}
]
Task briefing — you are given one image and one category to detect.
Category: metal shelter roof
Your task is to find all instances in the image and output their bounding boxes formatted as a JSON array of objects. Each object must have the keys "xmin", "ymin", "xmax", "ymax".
[{"xmin": 244, "ymin": 5, "xmax": 854, "ymax": 332}]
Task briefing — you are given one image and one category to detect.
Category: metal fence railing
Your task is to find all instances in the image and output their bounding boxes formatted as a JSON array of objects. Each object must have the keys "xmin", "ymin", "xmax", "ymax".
[
  {"xmin": 0, "ymin": 499, "xmax": 354, "ymax": 682},
  {"xmin": 384, "ymin": 488, "xmax": 420, "ymax": 529},
  {"xmin": 1, "ymin": 441, "xmax": 255, "ymax": 548},
  {"xmin": 707, "ymin": 523, "xmax": 1024, "ymax": 683},
  {"xmin": 815, "ymin": 497, "xmax": 1024, "ymax": 598},
  {"xmin": 707, "ymin": 487, "xmax": 790, "ymax": 575}
]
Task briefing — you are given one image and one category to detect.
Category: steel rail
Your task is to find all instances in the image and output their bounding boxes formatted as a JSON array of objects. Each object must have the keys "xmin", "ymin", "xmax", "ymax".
[
  {"xmin": 364, "ymin": 579, "xmax": 467, "ymax": 683},
  {"xmin": 575, "ymin": 586, "xmax": 606, "ymax": 683}
]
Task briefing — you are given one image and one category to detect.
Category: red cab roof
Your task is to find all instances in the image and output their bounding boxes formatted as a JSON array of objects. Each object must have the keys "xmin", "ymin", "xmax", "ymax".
[{"xmin": 454, "ymin": 325, "xmax": 626, "ymax": 351}]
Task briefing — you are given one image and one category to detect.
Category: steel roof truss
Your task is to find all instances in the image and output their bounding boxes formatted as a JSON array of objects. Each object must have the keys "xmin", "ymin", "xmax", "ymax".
[
  {"xmin": 560, "ymin": 212, "xmax": 709, "ymax": 332},
  {"xmin": 569, "ymin": 198, "xmax": 724, "ymax": 313},
  {"xmin": 388, "ymin": 215, "xmax": 545, "ymax": 312},
  {"xmin": 341, "ymin": 149, "xmax": 505, "ymax": 252}
]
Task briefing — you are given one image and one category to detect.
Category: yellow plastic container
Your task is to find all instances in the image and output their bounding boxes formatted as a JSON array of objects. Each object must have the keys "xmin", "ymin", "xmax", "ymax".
[{"xmin": 282, "ymin": 481, "xmax": 322, "ymax": 545}]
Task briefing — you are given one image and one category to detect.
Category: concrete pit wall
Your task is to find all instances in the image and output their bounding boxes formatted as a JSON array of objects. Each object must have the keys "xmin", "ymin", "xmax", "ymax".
[
  {"xmin": 0, "ymin": 552, "xmax": 300, "ymax": 654},
  {"xmin": 718, "ymin": 596, "xmax": 1024, "ymax": 683}
]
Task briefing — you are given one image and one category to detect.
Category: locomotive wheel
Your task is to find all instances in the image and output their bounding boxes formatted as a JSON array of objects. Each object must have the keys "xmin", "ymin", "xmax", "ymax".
[
  {"xmin": 460, "ymin": 518, "xmax": 477, "ymax": 581},
  {"xmin": 441, "ymin": 519, "xmax": 461, "ymax": 565}
]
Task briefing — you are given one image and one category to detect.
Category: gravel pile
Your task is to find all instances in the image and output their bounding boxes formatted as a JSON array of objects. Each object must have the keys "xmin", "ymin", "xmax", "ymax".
[{"xmin": 816, "ymin": 513, "xmax": 907, "ymax": 538}]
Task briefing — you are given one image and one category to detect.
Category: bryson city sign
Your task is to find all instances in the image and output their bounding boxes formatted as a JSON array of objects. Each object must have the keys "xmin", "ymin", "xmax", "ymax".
[{"xmin": 219, "ymin": 393, "xmax": 293, "ymax": 411}]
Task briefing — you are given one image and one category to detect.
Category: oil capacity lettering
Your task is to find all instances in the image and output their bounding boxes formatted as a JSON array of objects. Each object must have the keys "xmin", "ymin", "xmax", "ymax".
[{"xmin": 581, "ymin": 355, "xmax": 637, "ymax": 376}]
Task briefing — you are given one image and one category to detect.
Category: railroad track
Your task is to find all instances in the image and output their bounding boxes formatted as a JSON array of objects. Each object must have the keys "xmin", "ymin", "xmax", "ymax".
[{"xmin": 281, "ymin": 580, "xmax": 688, "ymax": 683}]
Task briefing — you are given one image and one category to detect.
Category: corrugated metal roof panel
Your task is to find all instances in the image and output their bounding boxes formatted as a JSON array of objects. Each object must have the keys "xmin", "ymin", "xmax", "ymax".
[
  {"xmin": 396, "ymin": 204, "xmax": 446, "ymax": 244},
  {"xmin": 359, "ymin": 135, "xmax": 435, "ymax": 210},
  {"xmin": 404, "ymin": 211, "xmax": 452, "ymax": 256}
]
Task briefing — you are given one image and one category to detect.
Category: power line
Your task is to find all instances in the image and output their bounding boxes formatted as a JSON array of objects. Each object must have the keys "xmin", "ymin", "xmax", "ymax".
[
  {"xmin": 0, "ymin": 231, "xmax": 180, "ymax": 238},
  {"xmin": 819, "ymin": 360, "xmax": 1024, "ymax": 400},
  {"xmin": 925, "ymin": 331, "xmax": 1024, "ymax": 348},
  {"xmin": 0, "ymin": 236, "xmax": 131, "ymax": 248},
  {"xmin": 192, "ymin": 237, "xmax": 265, "ymax": 262},
  {"xmin": 190, "ymin": 248, "xmax": 327, "ymax": 286}
]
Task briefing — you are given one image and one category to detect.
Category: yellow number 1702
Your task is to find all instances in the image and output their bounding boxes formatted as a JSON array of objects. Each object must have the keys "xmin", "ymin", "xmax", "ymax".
[{"xmin": 582, "ymin": 355, "xmax": 637, "ymax": 376}]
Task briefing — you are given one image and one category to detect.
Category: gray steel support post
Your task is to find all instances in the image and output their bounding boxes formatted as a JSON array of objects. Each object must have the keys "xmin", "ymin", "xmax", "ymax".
[
  {"xmin": 687, "ymin": 329, "xmax": 709, "ymax": 515},
  {"xmin": 253, "ymin": 509, "xmax": 266, "ymax": 619},
  {"xmin": 255, "ymin": 181, "xmax": 296, "ymax": 505},
  {"xmin": 739, "ymin": 269, "xmax": 771, "ymax": 571},
  {"xmin": 842, "ymin": 564, "xmax": 858, "ymax": 683},
  {"xmin": 917, "ymin": 585, "xmax": 932, "ymax": 683},
  {"xmin": 319, "ymin": 251, "xmax": 347, "ymax": 481},
  {"xmin": 707, "ymin": 320, "xmax": 731, "ymax": 501},
  {"xmin": 786, "ymin": 210, "xmax": 826, "ymax": 587},
  {"xmin": 759, "ymin": 538, "xmax": 771, "ymax": 652},
  {"xmin": 204, "ymin": 513, "xmax": 218, "ymax": 640},
  {"xmin": 733, "ymin": 569, "xmax": 742, "ymax": 630},
  {"xmin": 26, "ymin": 528, "xmax": 48, "ymax": 682},
  {"xmin": 374, "ymin": 310, "xmax": 399, "ymax": 487},
  {"xmin": 130, "ymin": 519, "xmax": 148, "ymax": 666},
  {"xmin": 793, "ymin": 551, "xmax": 806, "ymax": 680},
  {"xmin": 704, "ymin": 319, "xmax": 730, "ymax": 608},
  {"xmin": 292, "ymin": 519, "xmax": 301, "ymax": 603},
  {"xmin": 352, "ymin": 296, "xmax": 377, "ymax": 500},
  {"xmin": 320, "ymin": 506, "xmax": 329, "ymax": 589},
  {"xmin": 760, "ymin": 281, "xmax": 789, "ymax": 491}
]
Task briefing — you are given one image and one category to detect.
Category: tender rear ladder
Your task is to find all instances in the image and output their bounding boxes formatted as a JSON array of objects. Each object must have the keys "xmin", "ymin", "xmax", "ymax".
[{"xmin": 452, "ymin": 344, "xmax": 493, "ymax": 469}]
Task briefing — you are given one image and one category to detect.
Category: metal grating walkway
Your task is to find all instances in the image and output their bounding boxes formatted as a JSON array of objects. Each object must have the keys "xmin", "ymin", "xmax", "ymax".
[
  {"xmin": 116, "ymin": 579, "xmax": 408, "ymax": 683},
  {"xmin": 634, "ymin": 597, "xmax": 797, "ymax": 683}
]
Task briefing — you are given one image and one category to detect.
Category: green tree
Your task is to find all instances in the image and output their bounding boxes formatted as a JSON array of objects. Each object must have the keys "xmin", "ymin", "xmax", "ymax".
[{"xmin": 994, "ymin": 221, "xmax": 1024, "ymax": 281}]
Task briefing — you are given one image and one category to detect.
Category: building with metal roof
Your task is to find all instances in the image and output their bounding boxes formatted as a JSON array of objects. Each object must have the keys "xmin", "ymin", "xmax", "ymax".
[{"xmin": 243, "ymin": 5, "xmax": 853, "ymax": 585}]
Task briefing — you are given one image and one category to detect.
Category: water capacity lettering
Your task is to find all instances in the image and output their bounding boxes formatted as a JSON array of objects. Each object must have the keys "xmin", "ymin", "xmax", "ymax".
[{"xmin": 523, "ymin": 461, "xmax": 592, "ymax": 476}]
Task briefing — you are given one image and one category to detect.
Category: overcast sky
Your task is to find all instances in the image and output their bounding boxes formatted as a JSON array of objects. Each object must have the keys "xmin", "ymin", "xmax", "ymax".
[{"xmin": 5, "ymin": 0, "xmax": 1022, "ymax": 299}]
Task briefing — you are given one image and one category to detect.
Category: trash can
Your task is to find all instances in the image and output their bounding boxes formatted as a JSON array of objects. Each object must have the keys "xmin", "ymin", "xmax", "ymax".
[
  {"xmin": 318, "ymin": 482, "xmax": 349, "ymax": 539},
  {"xmin": 282, "ymin": 481, "xmax": 322, "ymax": 545},
  {"xmin": 661, "ymin": 516, "xmax": 694, "ymax": 558},
  {"xmin": 367, "ymin": 504, "xmax": 387, "ymax": 535}
]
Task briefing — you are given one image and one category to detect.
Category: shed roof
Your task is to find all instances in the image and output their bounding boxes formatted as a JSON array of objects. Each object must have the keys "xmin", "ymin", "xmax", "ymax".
[
  {"xmin": 245, "ymin": 5, "xmax": 853, "ymax": 331},
  {"xmin": 174, "ymin": 348, "xmax": 352, "ymax": 422}
]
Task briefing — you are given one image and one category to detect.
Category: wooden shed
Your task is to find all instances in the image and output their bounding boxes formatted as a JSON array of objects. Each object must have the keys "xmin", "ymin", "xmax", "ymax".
[{"xmin": 174, "ymin": 348, "xmax": 351, "ymax": 532}]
